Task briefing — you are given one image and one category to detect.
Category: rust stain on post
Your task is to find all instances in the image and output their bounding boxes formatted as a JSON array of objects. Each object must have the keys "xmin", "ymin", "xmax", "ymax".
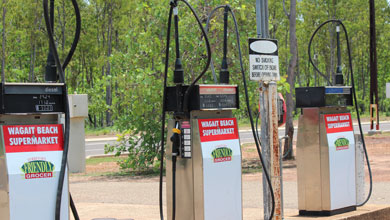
[{"xmin": 269, "ymin": 83, "xmax": 282, "ymax": 220}]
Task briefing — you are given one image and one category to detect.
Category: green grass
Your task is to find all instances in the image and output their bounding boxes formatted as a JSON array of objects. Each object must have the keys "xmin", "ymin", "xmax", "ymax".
[
  {"xmin": 369, "ymin": 131, "xmax": 390, "ymax": 137},
  {"xmin": 242, "ymin": 167, "xmax": 262, "ymax": 174},
  {"xmin": 80, "ymin": 155, "xmax": 162, "ymax": 177},
  {"xmin": 79, "ymin": 169, "xmax": 162, "ymax": 178},
  {"xmin": 85, "ymin": 127, "xmax": 118, "ymax": 136},
  {"xmin": 242, "ymin": 143, "xmax": 257, "ymax": 152},
  {"xmin": 86, "ymin": 156, "xmax": 122, "ymax": 165},
  {"xmin": 104, "ymin": 169, "xmax": 161, "ymax": 177}
]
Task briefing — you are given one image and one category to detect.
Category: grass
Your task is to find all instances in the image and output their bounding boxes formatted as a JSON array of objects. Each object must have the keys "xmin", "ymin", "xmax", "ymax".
[
  {"xmin": 85, "ymin": 156, "xmax": 122, "ymax": 165},
  {"xmin": 241, "ymin": 143, "xmax": 257, "ymax": 152},
  {"xmin": 242, "ymin": 165, "xmax": 263, "ymax": 174},
  {"xmin": 83, "ymin": 154, "xmax": 263, "ymax": 177},
  {"xmin": 369, "ymin": 131, "xmax": 390, "ymax": 137},
  {"xmin": 85, "ymin": 127, "xmax": 118, "ymax": 136},
  {"xmin": 80, "ymin": 155, "xmax": 162, "ymax": 178},
  {"xmin": 104, "ymin": 169, "xmax": 161, "ymax": 177},
  {"xmin": 80, "ymin": 170, "xmax": 162, "ymax": 178}
]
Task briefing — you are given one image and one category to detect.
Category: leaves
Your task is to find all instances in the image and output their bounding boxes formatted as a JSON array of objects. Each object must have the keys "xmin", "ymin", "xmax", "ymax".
[{"xmin": 1, "ymin": 0, "xmax": 390, "ymax": 170}]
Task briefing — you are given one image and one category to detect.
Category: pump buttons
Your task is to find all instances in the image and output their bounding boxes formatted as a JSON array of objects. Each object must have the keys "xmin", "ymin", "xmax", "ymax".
[{"xmin": 180, "ymin": 121, "xmax": 191, "ymax": 158}]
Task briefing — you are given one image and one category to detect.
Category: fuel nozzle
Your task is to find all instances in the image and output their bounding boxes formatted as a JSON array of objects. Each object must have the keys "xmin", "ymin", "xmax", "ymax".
[
  {"xmin": 45, "ymin": 49, "xmax": 58, "ymax": 82},
  {"xmin": 171, "ymin": 4, "xmax": 186, "ymax": 118},
  {"xmin": 173, "ymin": 5, "xmax": 184, "ymax": 84},
  {"xmin": 335, "ymin": 25, "xmax": 344, "ymax": 85},
  {"xmin": 174, "ymin": 58, "xmax": 184, "ymax": 84},
  {"xmin": 220, "ymin": 58, "xmax": 229, "ymax": 84},
  {"xmin": 171, "ymin": 125, "xmax": 181, "ymax": 157},
  {"xmin": 45, "ymin": 0, "xmax": 58, "ymax": 82},
  {"xmin": 219, "ymin": 6, "xmax": 230, "ymax": 84}
]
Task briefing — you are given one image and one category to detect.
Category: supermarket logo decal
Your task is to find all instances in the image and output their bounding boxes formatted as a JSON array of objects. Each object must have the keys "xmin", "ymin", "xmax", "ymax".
[
  {"xmin": 4, "ymin": 124, "xmax": 64, "ymax": 153},
  {"xmin": 20, "ymin": 160, "xmax": 55, "ymax": 179},
  {"xmin": 198, "ymin": 118, "xmax": 238, "ymax": 142},
  {"xmin": 334, "ymin": 138, "xmax": 349, "ymax": 151},
  {"xmin": 211, "ymin": 146, "xmax": 233, "ymax": 163}
]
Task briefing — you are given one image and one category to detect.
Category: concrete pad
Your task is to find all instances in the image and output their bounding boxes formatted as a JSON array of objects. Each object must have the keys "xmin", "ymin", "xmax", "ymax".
[
  {"xmin": 367, "ymin": 130, "xmax": 382, "ymax": 136},
  {"xmin": 70, "ymin": 203, "xmax": 165, "ymax": 220},
  {"xmin": 285, "ymin": 205, "xmax": 390, "ymax": 220},
  {"xmin": 70, "ymin": 203, "xmax": 279, "ymax": 220},
  {"xmin": 71, "ymin": 203, "xmax": 390, "ymax": 220}
]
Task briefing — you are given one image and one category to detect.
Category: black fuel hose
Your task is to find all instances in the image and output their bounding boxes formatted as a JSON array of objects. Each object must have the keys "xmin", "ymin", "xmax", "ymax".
[
  {"xmin": 171, "ymin": 155, "xmax": 177, "ymax": 220},
  {"xmin": 205, "ymin": 5, "xmax": 229, "ymax": 84},
  {"xmin": 42, "ymin": 0, "xmax": 81, "ymax": 220},
  {"xmin": 179, "ymin": 0, "xmax": 211, "ymax": 114},
  {"xmin": 206, "ymin": 5, "xmax": 275, "ymax": 220},
  {"xmin": 308, "ymin": 24, "xmax": 333, "ymax": 86},
  {"xmin": 62, "ymin": 0, "xmax": 81, "ymax": 70},
  {"xmin": 308, "ymin": 19, "xmax": 372, "ymax": 207},
  {"xmin": 159, "ymin": 5, "xmax": 172, "ymax": 219},
  {"xmin": 159, "ymin": 1, "xmax": 211, "ymax": 220}
]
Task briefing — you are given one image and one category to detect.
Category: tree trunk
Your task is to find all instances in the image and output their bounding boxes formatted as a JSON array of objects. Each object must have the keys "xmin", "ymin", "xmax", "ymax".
[
  {"xmin": 284, "ymin": 0, "xmax": 297, "ymax": 160},
  {"xmin": 29, "ymin": 1, "xmax": 40, "ymax": 82},
  {"xmin": 58, "ymin": 0, "xmax": 66, "ymax": 52},
  {"xmin": 29, "ymin": 44, "xmax": 36, "ymax": 82},
  {"xmin": 105, "ymin": 3, "xmax": 113, "ymax": 127},
  {"xmin": 369, "ymin": 0, "xmax": 379, "ymax": 130}
]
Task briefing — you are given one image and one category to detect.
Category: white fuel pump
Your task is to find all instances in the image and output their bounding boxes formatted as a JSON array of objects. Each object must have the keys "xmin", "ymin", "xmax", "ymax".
[
  {"xmin": 295, "ymin": 20, "xmax": 372, "ymax": 216},
  {"xmin": 158, "ymin": 2, "xmax": 275, "ymax": 220},
  {"xmin": 0, "ymin": 1, "xmax": 81, "ymax": 219}
]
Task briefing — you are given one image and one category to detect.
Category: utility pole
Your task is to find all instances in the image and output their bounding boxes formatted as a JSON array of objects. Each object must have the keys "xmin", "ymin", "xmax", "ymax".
[
  {"xmin": 369, "ymin": 0, "xmax": 379, "ymax": 131},
  {"xmin": 255, "ymin": 0, "xmax": 281, "ymax": 219}
]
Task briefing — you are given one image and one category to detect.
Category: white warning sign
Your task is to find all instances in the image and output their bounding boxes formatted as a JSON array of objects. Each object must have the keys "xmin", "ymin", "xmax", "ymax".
[{"xmin": 249, "ymin": 38, "xmax": 280, "ymax": 81}]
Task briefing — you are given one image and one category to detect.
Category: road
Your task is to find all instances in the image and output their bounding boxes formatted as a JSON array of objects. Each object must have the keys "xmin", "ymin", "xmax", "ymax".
[
  {"xmin": 239, "ymin": 121, "xmax": 390, "ymax": 144},
  {"xmin": 85, "ymin": 121, "xmax": 390, "ymax": 157},
  {"xmin": 85, "ymin": 138, "xmax": 117, "ymax": 157}
]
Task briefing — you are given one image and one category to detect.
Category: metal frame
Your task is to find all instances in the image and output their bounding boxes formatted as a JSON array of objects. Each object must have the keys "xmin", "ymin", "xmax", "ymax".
[
  {"xmin": 297, "ymin": 107, "xmax": 356, "ymax": 214},
  {"xmin": 0, "ymin": 125, "xmax": 10, "ymax": 220},
  {"xmin": 166, "ymin": 110, "xmax": 242, "ymax": 220},
  {"xmin": 0, "ymin": 113, "xmax": 68, "ymax": 220}
]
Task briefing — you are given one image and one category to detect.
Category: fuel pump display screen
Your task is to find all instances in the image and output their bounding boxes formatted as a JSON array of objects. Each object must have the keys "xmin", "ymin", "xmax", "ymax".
[
  {"xmin": 164, "ymin": 84, "xmax": 239, "ymax": 112},
  {"xmin": 0, "ymin": 83, "xmax": 65, "ymax": 114},
  {"xmin": 198, "ymin": 85, "xmax": 238, "ymax": 110}
]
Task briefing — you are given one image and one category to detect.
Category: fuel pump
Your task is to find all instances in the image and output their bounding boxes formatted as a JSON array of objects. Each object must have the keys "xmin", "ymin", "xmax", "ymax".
[
  {"xmin": 0, "ymin": 0, "xmax": 81, "ymax": 219},
  {"xmin": 295, "ymin": 20, "xmax": 372, "ymax": 216},
  {"xmin": 159, "ymin": 2, "xmax": 275, "ymax": 220}
]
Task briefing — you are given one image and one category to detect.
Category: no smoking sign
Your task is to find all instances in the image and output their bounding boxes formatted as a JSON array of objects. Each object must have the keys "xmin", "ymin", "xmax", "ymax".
[{"xmin": 249, "ymin": 38, "xmax": 280, "ymax": 81}]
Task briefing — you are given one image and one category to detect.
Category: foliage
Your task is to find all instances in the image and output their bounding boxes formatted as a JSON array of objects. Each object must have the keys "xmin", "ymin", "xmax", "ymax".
[{"xmin": 1, "ymin": 0, "xmax": 390, "ymax": 170}]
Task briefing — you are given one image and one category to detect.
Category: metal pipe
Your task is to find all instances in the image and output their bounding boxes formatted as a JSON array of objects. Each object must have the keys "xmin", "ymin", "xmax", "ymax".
[
  {"xmin": 269, "ymin": 81, "xmax": 281, "ymax": 220},
  {"xmin": 278, "ymin": 136, "xmax": 288, "ymax": 220},
  {"xmin": 256, "ymin": 0, "xmax": 274, "ymax": 218}
]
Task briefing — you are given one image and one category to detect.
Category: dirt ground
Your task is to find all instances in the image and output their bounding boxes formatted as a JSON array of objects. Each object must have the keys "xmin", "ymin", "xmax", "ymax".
[
  {"xmin": 71, "ymin": 134, "xmax": 390, "ymax": 183},
  {"xmin": 241, "ymin": 134, "xmax": 390, "ymax": 182}
]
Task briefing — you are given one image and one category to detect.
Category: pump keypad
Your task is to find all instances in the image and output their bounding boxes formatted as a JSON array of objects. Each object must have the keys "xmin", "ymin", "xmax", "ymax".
[{"xmin": 181, "ymin": 121, "xmax": 191, "ymax": 158}]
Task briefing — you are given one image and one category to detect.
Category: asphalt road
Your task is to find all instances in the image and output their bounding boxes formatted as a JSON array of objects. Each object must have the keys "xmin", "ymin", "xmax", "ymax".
[
  {"xmin": 239, "ymin": 121, "xmax": 390, "ymax": 144},
  {"xmin": 85, "ymin": 138, "xmax": 117, "ymax": 157},
  {"xmin": 85, "ymin": 121, "xmax": 390, "ymax": 157}
]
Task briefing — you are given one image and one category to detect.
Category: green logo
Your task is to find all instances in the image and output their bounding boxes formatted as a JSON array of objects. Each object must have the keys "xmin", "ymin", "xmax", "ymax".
[
  {"xmin": 20, "ymin": 160, "xmax": 55, "ymax": 179},
  {"xmin": 211, "ymin": 147, "xmax": 233, "ymax": 163},
  {"xmin": 334, "ymin": 138, "xmax": 349, "ymax": 150}
]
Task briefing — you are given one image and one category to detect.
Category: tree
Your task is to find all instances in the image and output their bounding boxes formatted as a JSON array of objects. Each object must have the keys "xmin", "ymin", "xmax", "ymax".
[{"xmin": 283, "ymin": 0, "xmax": 297, "ymax": 160}]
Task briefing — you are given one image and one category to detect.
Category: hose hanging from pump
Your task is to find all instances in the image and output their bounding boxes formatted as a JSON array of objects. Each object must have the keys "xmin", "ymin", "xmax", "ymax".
[
  {"xmin": 308, "ymin": 19, "xmax": 372, "ymax": 207},
  {"xmin": 159, "ymin": 1, "xmax": 211, "ymax": 220},
  {"xmin": 206, "ymin": 5, "xmax": 275, "ymax": 220},
  {"xmin": 42, "ymin": 0, "xmax": 81, "ymax": 219}
]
